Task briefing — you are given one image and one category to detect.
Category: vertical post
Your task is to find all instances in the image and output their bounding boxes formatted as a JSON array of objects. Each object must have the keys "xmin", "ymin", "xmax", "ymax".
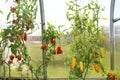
[
  {"xmin": 39, "ymin": 0, "xmax": 47, "ymax": 80},
  {"xmin": 110, "ymin": 0, "xmax": 115, "ymax": 70}
]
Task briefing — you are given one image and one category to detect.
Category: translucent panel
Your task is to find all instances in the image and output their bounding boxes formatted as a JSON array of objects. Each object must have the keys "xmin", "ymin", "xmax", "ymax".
[{"xmin": 114, "ymin": 0, "xmax": 120, "ymax": 71}]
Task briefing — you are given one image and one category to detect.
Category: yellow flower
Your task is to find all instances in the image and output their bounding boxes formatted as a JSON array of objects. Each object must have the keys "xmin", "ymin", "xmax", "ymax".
[
  {"xmin": 79, "ymin": 61, "xmax": 84, "ymax": 71},
  {"xmin": 103, "ymin": 36, "xmax": 107, "ymax": 43},
  {"xmin": 71, "ymin": 57, "xmax": 76, "ymax": 69},
  {"xmin": 100, "ymin": 48, "xmax": 105, "ymax": 58}
]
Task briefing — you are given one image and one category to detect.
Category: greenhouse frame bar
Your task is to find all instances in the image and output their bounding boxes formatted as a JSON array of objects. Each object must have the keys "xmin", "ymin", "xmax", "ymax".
[
  {"xmin": 39, "ymin": 0, "xmax": 47, "ymax": 80},
  {"xmin": 110, "ymin": 0, "xmax": 115, "ymax": 70},
  {"xmin": 110, "ymin": 0, "xmax": 120, "ymax": 70}
]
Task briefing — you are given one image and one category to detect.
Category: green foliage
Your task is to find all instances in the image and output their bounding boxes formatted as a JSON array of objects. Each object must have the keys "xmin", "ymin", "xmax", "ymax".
[
  {"xmin": 0, "ymin": 0, "xmax": 41, "ymax": 79},
  {"xmin": 42, "ymin": 23, "xmax": 62, "ymax": 63},
  {"xmin": 0, "ymin": 10, "xmax": 3, "ymax": 14},
  {"xmin": 42, "ymin": 23, "xmax": 61, "ymax": 44},
  {"xmin": 65, "ymin": 0, "xmax": 107, "ymax": 79}
]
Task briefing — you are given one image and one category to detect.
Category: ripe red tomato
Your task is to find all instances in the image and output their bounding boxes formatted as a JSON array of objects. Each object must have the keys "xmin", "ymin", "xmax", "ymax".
[
  {"xmin": 57, "ymin": 49, "xmax": 63, "ymax": 54},
  {"xmin": 12, "ymin": 19, "xmax": 18, "ymax": 24},
  {"xmin": 56, "ymin": 46, "xmax": 63, "ymax": 54},
  {"xmin": 24, "ymin": 32, "xmax": 27, "ymax": 41},
  {"xmin": 8, "ymin": 60, "xmax": 13, "ymax": 64},
  {"xmin": 42, "ymin": 44, "xmax": 47, "ymax": 50},
  {"xmin": 57, "ymin": 46, "xmax": 62, "ymax": 51},
  {"xmin": 17, "ymin": 55, "xmax": 22, "ymax": 61},
  {"xmin": 9, "ymin": 54, "xmax": 14, "ymax": 60},
  {"xmin": 50, "ymin": 38, "xmax": 56, "ymax": 44}
]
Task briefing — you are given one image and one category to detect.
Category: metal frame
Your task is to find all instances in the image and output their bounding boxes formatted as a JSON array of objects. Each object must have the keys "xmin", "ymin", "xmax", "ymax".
[
  {"xmin": 110, "ymin": 0, "xmax": 120, "ymax": 70},
  {"xmin": 110, "ymin": 0, "xmax": 115, "ymax": 70},
  {"xmin": 39, "ymin": 0, "xmax": 47, "ymax": 80}
]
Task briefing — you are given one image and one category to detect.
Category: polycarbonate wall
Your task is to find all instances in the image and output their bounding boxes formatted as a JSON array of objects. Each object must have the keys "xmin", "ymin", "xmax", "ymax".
[{"xmin": 114, "ymin": 0, "xmax": 120, "ymax": 71}]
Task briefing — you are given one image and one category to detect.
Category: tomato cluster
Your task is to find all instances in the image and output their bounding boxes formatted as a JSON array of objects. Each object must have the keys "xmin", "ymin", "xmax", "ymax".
[
  {"xmin": 41, "ymin": 36, "xmax": 63, "ymax": 62},
  {"xmin": 8, "ymin": 54, "xmax": 22, "ymax": 64},
  {"xmin": 42, "ymin": 38, "xmax": 62, "ymax": 54}
]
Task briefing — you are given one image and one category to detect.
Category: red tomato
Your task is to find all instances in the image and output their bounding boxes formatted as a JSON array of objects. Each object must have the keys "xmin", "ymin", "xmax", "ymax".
[
  {"xmin": 42, "ymin": 44, "xmax": 47, "ymax": 50},
  {"xmin": 17, "ymin": 55, "xmax": 22, "ymax": 61},
  {"xmin": 57, "ymin": 49, "xmax": 63, "ymax": 54},
  {"xmin": 8, "ymin": 60, "xmax": 13, "ymax": 64},
  {"xmin": 50, "ymin": 38, "xmax": 56, "ymax": 44},
  {"xmin": 24, "ymin": 32, "xmax": 27, "ymax": 41},
  {"xmin": 12, "ymin": 19, "xmax": 18, "ymax": 24},
  {"xmin": 57, "ymin": 46, "xmax": 62, "ymax": 51},
  {"xmin": 9, "ymin": 54, "xmax": 14, "ymax": 60},
  {"xmin": 56, "ymin": 46, "xmax": 63, "ymax": 54}
]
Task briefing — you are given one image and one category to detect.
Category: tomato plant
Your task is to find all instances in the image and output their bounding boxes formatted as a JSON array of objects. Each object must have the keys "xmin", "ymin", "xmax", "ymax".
[
  {"xmin": 42, "ymin": 23, "xmax": 62, "ymax": 63},
  {"xmin": 0, "ymin": 0, "xmax": 41, "ymax": 79}
]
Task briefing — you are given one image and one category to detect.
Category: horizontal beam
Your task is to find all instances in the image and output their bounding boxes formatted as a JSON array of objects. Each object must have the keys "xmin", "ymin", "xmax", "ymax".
[{"xmin": 113, "ymin": 17, "xmax": 120, "ymax": 22}]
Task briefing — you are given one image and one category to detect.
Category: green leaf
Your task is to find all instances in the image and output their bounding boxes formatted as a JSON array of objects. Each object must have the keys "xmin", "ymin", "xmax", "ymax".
[
  {"xmin": 10, "ymin": 44, "xmax": 17, "ymax": 55},
  {"xmin": 0, "ymin": 54, "xmax": 2, "ymax": 59},
  {"xmin": 7, "ymin": 12, "xmax": 11, "ymax": 20},
  {"xmin": 0, "ymin": 10, "xmax": 3, "ymax": 14}
]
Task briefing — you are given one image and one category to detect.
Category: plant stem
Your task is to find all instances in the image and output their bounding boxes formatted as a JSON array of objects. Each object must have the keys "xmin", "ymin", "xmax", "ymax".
[
  {"xmin": 3, "ymin": 64, "xmax": 6, "ymax": 80},
  {"xmin": 9, "ymin": 64, "xmax": 11, "ymax": 80},
  {"xmin": 83, "ymin": 54, "xmax": 92, "ymax": 80}
]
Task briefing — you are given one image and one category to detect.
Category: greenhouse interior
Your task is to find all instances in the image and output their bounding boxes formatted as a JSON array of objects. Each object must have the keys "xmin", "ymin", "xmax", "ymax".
[{"xmin": 0, "ymin": 0, "xmax": 120, "ymax": 80}]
